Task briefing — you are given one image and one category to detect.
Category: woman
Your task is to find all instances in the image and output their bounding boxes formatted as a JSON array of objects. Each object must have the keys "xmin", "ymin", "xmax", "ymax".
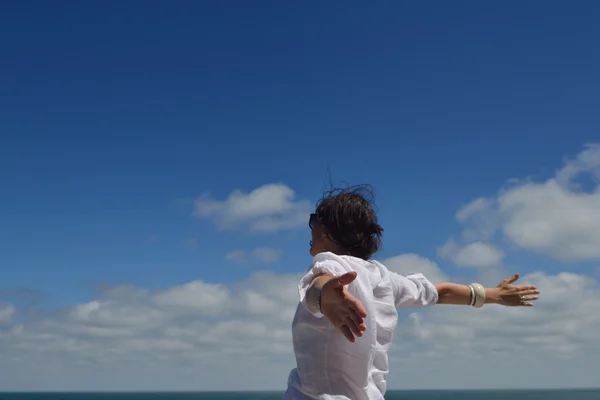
[{"xmin": 285, "ymin": 186, "xmax": 540, "ymax": 400}]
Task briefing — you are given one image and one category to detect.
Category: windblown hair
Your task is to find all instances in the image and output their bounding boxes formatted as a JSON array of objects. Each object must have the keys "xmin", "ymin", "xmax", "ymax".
[{"xmin": 314, "ymin": 184, "xmax": 383, "ymax": 260}]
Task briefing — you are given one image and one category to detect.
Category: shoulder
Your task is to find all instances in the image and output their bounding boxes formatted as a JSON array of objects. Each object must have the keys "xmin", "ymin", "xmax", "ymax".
[
  {"xmin": 309, "ymin": 252, "xmax": 379, "ymax": 282},
  {"xmin": 308, "ymin": 252, "xmax": 351, "ymax": 275},
  {"xmin": 308, "ymin": 252, "xmax": 380, "ymax": 277}
]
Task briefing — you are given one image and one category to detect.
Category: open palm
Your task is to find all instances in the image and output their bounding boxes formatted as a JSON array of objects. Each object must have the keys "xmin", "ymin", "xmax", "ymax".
[
  {"xmin": 320, "ymin": 272, "xmax": 367, "ymax": 342},
  {"xmin": 494, "ymin": 273, "xmax": 540, "ymax": 306}
]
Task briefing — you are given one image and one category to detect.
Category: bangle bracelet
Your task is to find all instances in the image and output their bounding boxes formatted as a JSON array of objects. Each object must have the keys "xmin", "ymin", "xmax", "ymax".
[
  {"xmin": 317, "ymin": 291, "xmax": 323, "ymax": 313},
  {"xmin": 468, "ymin": 284, "xmax": 476, "ymax": 307},
  {"xmin": 470, "ymin": 283, "xmax": 486, "ymax": 308}
]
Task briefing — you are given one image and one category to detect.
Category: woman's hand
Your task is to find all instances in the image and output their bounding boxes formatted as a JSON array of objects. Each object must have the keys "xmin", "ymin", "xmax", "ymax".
[
  {"xmin": 487, "ymin": 273, "xmax": 540, "ymax": 306},
  {"xmin": 320, "ymin": 271, "xmax": 368, "ymax": 342}
]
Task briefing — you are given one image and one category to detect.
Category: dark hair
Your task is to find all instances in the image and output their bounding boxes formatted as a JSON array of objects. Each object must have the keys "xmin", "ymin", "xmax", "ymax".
[{"xmin": 314, "ymin": 184, "xmax": 383, "ymax": 260}]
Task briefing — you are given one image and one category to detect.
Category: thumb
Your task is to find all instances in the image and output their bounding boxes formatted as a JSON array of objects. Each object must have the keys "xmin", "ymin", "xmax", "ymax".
[
  {"xmin": 503, "ymin": 273, "xmax": 519, "ymax": 285},
  {"xmin": 332, "ymin": 271, "xmax": 358, "ymax": 288}
]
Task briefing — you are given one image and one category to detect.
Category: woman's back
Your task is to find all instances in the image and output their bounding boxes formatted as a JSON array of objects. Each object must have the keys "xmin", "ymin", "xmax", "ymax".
[
  {"xmin": 286, "ymin": 186, "xmax": 538, "ymax": 398},
  {"xmin": 285, "ymin": 252, "xmax": 438, "ymax": 400}
]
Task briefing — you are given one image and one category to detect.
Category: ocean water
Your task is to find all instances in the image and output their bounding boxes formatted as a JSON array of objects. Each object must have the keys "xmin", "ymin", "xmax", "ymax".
[{"xmin": 1, "ymin": 390, "xmax": 599, "ymax": 400}]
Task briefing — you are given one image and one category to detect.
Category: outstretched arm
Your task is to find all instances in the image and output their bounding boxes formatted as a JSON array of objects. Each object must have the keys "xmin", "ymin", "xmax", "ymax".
[
  {"xmin": 391, "ymin": 271, "xmax": 539, "ymax": 309},
  {"xmin": 436, "ymin": 274, "xmax": 539, "ymax": 307}
]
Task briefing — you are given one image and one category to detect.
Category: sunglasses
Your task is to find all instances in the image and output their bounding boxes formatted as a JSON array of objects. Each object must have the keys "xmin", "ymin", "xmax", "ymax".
[{"xmin": 309, "ymin": 213, "xmax": 318, "ymax": 230}]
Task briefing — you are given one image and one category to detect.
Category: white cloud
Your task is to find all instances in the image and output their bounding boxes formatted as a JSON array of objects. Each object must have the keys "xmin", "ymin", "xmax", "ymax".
[
  {"xmin": 499, "ymin": 180, "xmax": 600, "ymax": 261},
  {"xmin": 456, "ymin": 197, "xmax": 491, "ymax": 222},
  {"xmin": 452, "ymin": 143, "xmax": 600, "ymax": 263},
  {"xmin": 0, "ymin": 303, "xmax": 15, "ymax": 324},
  {"xmin": 455, "ymin": 198, "xmax": 499, "ymax": 242},
  {"xmin": 154, "ymin": 281, "xmax": 231, "ymax": 315},
  {"xmin": 388, "ymin": 270, "xmax": 600, "ymax": 389},
  {"xmin": 226, "ymin": 247, "xmax": 283, "ymax": 264},
  {"xmin": 0, "ymin": 271, "xmax": 301, "ymax": 391},
  {"xmin": 438, "ymin": 240, "xmax": 505, "ymax": 268},
  {"xmin": 194, "ymin": 183, "xmax": 312, "ymax": 233},
  {"xmin": 555, "ymin": 143, "xmax": 600, "ymax": 188},
  {"xmin": 384, "ymin": 253, "xmax": 447, "ymax": 283},
  {"xmin": 1, "ymin": 256, "xmax": 598, "ymax": 391}
]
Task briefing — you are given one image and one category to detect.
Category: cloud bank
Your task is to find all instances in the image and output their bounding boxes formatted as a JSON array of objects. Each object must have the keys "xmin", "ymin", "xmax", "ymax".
[
  {"xmin": 2, "ymin": 144, "xmax": 600, "ymax": 391},
  {"xmin": 1, "ymin": 267, "xmax": 598, "ymax": 391}
]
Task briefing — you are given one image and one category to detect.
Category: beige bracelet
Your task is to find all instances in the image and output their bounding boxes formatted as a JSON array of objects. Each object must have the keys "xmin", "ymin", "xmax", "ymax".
[
  {"xmin": 468, "ymin": 285, "xmax": 476, "ymax": 306},
  {"xmin": 470, "ymin": 283, "xmax": 486, "ymax": 308}
]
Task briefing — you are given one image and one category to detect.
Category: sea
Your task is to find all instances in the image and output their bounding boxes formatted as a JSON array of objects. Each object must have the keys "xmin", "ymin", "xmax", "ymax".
[{"xmin": 0, "ymin": 390, "xmax": 599, "ymax": 400}]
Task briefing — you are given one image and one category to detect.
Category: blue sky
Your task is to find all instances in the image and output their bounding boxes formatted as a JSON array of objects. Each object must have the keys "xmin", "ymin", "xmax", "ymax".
[{"xmin": 1, "ymin": 1, "xmax": 600, "ymax": 391}]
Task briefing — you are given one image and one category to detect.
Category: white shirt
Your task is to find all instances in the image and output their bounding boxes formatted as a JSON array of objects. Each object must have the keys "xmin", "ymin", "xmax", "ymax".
[{"xmin": 285, "ymin": 252, "xmax": 439, "ymax": 400}]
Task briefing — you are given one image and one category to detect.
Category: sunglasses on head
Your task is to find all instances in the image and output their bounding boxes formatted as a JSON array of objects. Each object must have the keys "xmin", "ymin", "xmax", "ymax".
[{"xmin": 309, "ymin": 213, "xmax": 318, "ymax": 230}]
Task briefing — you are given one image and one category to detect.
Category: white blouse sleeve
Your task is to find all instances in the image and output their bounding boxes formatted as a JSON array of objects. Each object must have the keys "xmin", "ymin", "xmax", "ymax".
[
  {"xmin": 389, "ymin": 271, "xmax": 439, "ymax": 309},
  {"xmin": 298, "ymin": 257, "xmax": 348, "ymax": 318}
]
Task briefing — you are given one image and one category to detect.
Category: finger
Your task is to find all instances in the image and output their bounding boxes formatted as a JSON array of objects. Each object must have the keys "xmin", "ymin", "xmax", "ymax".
[
  {"xmin": 350, "ymin": 297, "xmax": 367, "ymax": 318},
  {"xmin": 520, "ymin": 295, "xmax": 539, "ymax": 302},
  {"xmin": 515, "ymin": 285, "xmax": 537, "ymax": 291},
  {"xmin": 513, "ymin": 294, "xmax": 539, "ymax": 306},
  {"xmin": 345, "ymin": 318, "xmax": 363, "ymax": 338},
  {"xmin": 516, "ymin": 301, "xmax": 535, "ymax": 307},
  {"xmin": 340, "ymin": 325, "xmax": 355, "ymax": 342},
  {"xmin": 333, "ymin": 271, "xmax": 358, "ymax": 287},
  {"xmin": 516, "ymin": 288, "xmax": 540, "ymax": 296},
  {"xmin": 502, "ymin": 273, "xmax": 519, "ymax": 285},
  {"xmin": 348, "ymin": 309, "xmax": 366, "ymax": 332}
]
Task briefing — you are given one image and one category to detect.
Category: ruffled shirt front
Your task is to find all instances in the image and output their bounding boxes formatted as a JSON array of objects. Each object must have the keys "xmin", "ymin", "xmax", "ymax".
[{"xmin": 285, "ymin": 252, "xmax": 439, "ymax": 400}]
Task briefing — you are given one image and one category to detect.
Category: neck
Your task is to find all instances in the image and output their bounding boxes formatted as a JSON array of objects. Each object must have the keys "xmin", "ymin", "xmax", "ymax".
[{"xmin": 329, "ymin": 246, "xmax": 351, "ymax": 257}]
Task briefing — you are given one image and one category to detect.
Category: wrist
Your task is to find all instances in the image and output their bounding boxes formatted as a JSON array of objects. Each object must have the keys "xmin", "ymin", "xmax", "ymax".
[
  {"xmin": 309, "ymin": 275, "xmax": 334, "ymax": 313},
  {"xmin": 484, "ymin": 287, "xmax": 500, "ymax": 304},
  {"xmin": 468, "ymin": 283, "xmax": 487, "ymax": 308}
]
